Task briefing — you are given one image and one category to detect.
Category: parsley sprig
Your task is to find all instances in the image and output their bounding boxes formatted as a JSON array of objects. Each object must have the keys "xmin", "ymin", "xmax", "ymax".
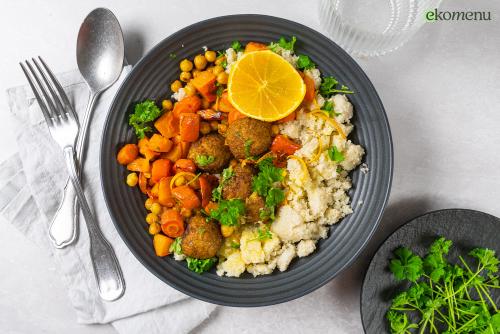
[
  {"xmin": 296, "ymin": 54, "xmax": 316, "ymax": 70},
  {"xmin": 386, "ymin": 237, "xmax": 500, "ymax": 334},
  {"xmin": 269, "ymin": 36, "xmax": 297, "ymax": 52},
  {"xmin": 252, "ymin": 158, "xmax": 285, "ymax": 221},
  {"xmin": 212, "ymin": 167, "xmax": 234, "ymax": 202},
  {"xmin": 128, "ymin": 99, "xmax": 163, "ymax": 139},
  {"xmin": 195, "ymin": 155, "xmax": 215, "ymax": 167},
  {"xmin": 327, "ymin": 146, "xmax": 345, "ymax": 163},
  {"xmin": 209, "ymin": 198, "xmax": 245, "ymax": 226},
  {"xmin": 231, "ymin": 40, "xmax": 243, "ymax": 53},
  {"xmin": 320, "ymin": 76, "xmax": 353, "ymax": 96}
]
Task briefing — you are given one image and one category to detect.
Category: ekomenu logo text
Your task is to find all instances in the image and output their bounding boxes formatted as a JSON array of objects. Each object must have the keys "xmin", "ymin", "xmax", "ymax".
[{"xmin": 426, "ymin": 8, "xmax": 492, "ymax": 21}]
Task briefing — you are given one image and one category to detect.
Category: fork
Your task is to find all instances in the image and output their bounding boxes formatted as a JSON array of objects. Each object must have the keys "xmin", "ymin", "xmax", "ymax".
[{"xmin": 20, "ymin": 57, "xmax": 125, "ymax": 301}]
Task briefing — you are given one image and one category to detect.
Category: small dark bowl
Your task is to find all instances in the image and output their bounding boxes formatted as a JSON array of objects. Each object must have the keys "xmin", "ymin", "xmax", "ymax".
[{"xmin": 101, "ymin": 14, "xmax": 393, "ymax": 306}]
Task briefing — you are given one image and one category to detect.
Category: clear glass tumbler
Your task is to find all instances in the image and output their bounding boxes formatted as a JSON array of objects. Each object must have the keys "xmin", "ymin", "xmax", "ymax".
[{"xmin": 319, "ymin": 0, "xmax": 442, "ymax": 57}]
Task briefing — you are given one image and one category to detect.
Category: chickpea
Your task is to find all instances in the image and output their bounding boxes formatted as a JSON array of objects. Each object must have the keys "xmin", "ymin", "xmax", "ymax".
[
  {"xmin": 202, "ymin": 98, "xmax": 211, "ymax": 109},
  {"xmin": 217, "ymin": 72, "xmax": 229, "ymax": 85},
  {"xmin": 126, "ymin": 173, "xmax": 138, "ymax": 187},
  {"xmin": 174, "ymin": 176, "xmax": 186, "ymax": 187},
  {"xmin": 184, "ymin": 83, "xmax": 196, "ymax": 96},
  {"xmin": 180, "ymin": 71, "xmax": 192, "ymax": 82},
  {"xmin": 148, "ymin": 222, "xmax": 161, "ymax": 235},
  {"xmin": 192, "ymin": 69, "xmax": 201, "ymax": 78},
  {"xmin": 200, "ymin": 121, "xmax": 211, "ymax": 135},
  {"xmin": 162, "ymin": 99, "xmax": 173, "ymax": 110},
  {"xmin": 215, "ymin": 56, "xmax": 226, "ymax": 66},
  {"xmin": 271, "ymin": 124, "xmax": 280, "ymax": 136},
  {"xmin": 150, "ymin": 202, "xmax": 162, "ymax": 215},
  {"xmin": 179, "ymin": 59, "xmax": 193, "ymax": 72},
  {"xmin": 194, "ymin": 54, "xmax": 207, "ymax": 70},
  {"xmin": 221, "ymin": 225, "xmax": 234, "ymax": 238},
  {"xmin": 212, "ymin": 65, "xmax": 224, "ymax": 75},
  {"xmin": 205, "ymin": 50, "xmax": 217, "ymax": 62},
  {"xmin": 146, "ymin": 212, "xmax": 159, "ymax": 225},
  {"xmin": 218, "ymin": 123, "xmax": 228, "ymax": 134},
  {"xmin": 145, "ymin": 198, "xmax": 155, "ymax": 211},
  {"xmin": 209, "ymin": 120, "xmax": 219, "ymax": 131},
  {"xmin": 171, "ymin": 80, "xmax": 182, "ymax": 93},
  {"xmin": 180, "ymin": 207, "xmax": 192, "ymax": 218}
]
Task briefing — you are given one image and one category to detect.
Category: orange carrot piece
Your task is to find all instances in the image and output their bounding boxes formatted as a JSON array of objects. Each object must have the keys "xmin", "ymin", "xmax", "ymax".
[
  {"xmin": 158, "ymin": 177, "xmax": 175, "ymax": 207},
  {"xmin": 138, "ymin": 137, "xmax": 160, "ymax": 160},
  {"xmin": 179, "ymin": 113, "xmax": 200, "ymax": 142},
  {"xmin": 161, "ymin": 209, "xmax": 185, "ymax": 238},
  {"xmin": 191, "ymin": 71, "xmax": 217, "ymax": 102},
  {"xmin": 148, "ymin": 134, "xmax": 173, "ymax": 153},
  {"xmin": 204, "ymin": 201, "xmax": 218, "ymax": 214},
  {"xmin": 218, "ymin": 92, "xmax": 239, "ymax": 113},
  {"xmin": 245, "ymin": 42, "xmax": 268, "ymax": 53},
  {"xmin": 171, "ymin": 185, "xmax": 201, "ymax": 209},
  {"xmin": 127, "ymin": 158, "xmax": 150, "ymax": 173},
  {"xmin": 173, "ymin": 159, "xmax": 197, "ymax": 174},
  {"xmin": 153, "ymin": 234, "xmax": 174, "ymax": 257},
  {"xmin": 154, "ymin": 111, "xmax": 179, "ymax": 138},
  {"xmin": 228, "ymin": 109, "xmax": 247, "ymax": 124},
  {"xmin": 277, "ymin": 111, "xmax": 296, "ymax": 124},
  {"xmin": 162, "ymin": 143, "xmax": 183, "ymax": 162},
  {"xmin": 198, "ymin": 175, "xmax": 213, "ymax": 208},
  {"xmin": 117, "ymin": 144, "xmax": 139, "ymax": 165},
  {"xmin": 303, "ymin": 73, "xmax": 316, "ymax": 102},
  {"xmin": 138, "ymin": 172, "xmax": 148, "ymax": 194},
  {"xmin": 151, "ymin": 159, "xmax": 172, "ymax": 184},
  {"xmin": 271, "ymin": 135, "xmax": 301, "ymax": 156},
  {"xmin": 172, "ymin": 95, "xmax": 202, "ymax": 118}
]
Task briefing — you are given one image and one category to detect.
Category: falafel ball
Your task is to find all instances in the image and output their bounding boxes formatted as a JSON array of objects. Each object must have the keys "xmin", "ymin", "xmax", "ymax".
[
  {"xmin": 181, "ymin": 215, "xmax": 222, "ymax": 259},
  {"xmin": 245, "ymin": 192, "xmax": 267, "ymax": 223},
  {"xmin": 188, "ymin": 133, "xmax": 232, "ymax": 173},
  {"xmin": 222, "ymin": 163, "xmax": 256, "ymax": 200},
  {"xmin": 225, "ymin": 118, "xmax": 272, "ymax": 159}
]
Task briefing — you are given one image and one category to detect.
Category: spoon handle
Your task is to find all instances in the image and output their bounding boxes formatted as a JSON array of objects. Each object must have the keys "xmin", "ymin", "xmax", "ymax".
[{"xmin": 48, "ymin": 92, "xmax": 99, "ymax": 248}]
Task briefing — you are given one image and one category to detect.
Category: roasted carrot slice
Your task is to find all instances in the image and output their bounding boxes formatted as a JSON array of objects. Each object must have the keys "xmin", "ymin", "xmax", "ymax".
[
  {"xmin": 158, "ymin": 177, "xmax": 175, "ymax": 207},
  {"xmin": 302, "ymin": 72, "xmax": 316, "ymax": 103},
  {"xmin": 151, "ymin": 159, "xmax": 172, "ymax": 184},
  {"xmin": 153, "ymin": 234, "xmax": 174, "ymax": 257},
  {"xmin": 117, "ymin": 144, "xmax": 138, "ymax": 165},
  {"xmin": 172, "ymin": 95, "xmax": 202, "ymax": 118},
  {"xmin": 270, "ymin": 135, "xmax": 301, "ymax": 156},
  {"xmin": 191, "ymin": 71, "xmax": 217, "ymax": 102},
  {"xmin": 171, "ymin": 185, "xmax": 201, "ymax": 209},
  {"xmin": 179, "ymin": 113, "xmax": 200, "ymax": 142},
  {"xmin": 173, "ymin": 159, "xmax": 197, "ymax": 174},
  {"xmin": 276, "ymin": 111, "xmax": 296, "ymax": 124},
  {"xmin": 148, "ymin": 134, "xmax": 173, "ymax": 153},
  {"xmin": 245, "ymin": 42, "xmax": 268, "ymax": 53},
  {"xmin": 127, "ymin": 158, "xmax": 150, "ymax": 173},
  {"xmin": 218, "ymin": 91, "xmax": 239, "ymax": 113},
  {"xmin": 154, "ymin": 111, "xmax": 179, "ymax": 138},
  {"xmin": 161, "ymin": 209, "xmax": 185, "ymax": 238}
]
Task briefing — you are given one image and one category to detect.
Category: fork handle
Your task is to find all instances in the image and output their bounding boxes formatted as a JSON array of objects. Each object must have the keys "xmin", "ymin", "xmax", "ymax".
[{"xmin": 63, "ymin": 146, "xmax": 125, "ymax": 301}]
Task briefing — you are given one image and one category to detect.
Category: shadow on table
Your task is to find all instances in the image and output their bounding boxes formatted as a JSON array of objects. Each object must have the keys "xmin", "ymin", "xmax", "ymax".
[
  {"xmin": 327, "ymin": 196, "xmax": 435, "ymax": 302},
  {"xmin": 123, "ymin": 29, "xmax": 145, "ymax": 65}
]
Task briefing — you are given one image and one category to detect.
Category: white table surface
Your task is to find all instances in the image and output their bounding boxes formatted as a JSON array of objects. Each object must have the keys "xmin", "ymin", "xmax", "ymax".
[{"xmin": 1, "ymin": 0, "xmax": 499, "ymax": 333}]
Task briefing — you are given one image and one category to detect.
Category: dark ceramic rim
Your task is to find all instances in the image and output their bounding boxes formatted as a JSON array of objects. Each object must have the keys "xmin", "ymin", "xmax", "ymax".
[
  {"xmin": 100, "ymin": 14, "xmax": 393, "ymax": 307},
  {"xmin": 360, "ymin": 208, "xmax": 500, "ymax": 333}
]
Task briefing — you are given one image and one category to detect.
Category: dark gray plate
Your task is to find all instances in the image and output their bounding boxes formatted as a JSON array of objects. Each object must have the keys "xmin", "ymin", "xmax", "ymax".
[
  {"xmin": 100, "ymin": 14, "xmax": 393, "ymax": 306},
  {"xmin": 361, "ymin": 209, "xmax": 500, "ymax": 333}
]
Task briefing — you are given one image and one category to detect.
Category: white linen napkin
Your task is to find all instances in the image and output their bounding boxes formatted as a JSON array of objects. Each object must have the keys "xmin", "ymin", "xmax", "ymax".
[{"xmin": 0, "ymin": 66, "xmax": 216, "ymax": 333}]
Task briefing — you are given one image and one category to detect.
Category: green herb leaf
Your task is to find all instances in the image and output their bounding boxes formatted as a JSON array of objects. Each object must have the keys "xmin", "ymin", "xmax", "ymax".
[
  {"xmin": 170, "ymin": 237, "xmax": 183, "ymax": 255},
  {"xmin": 209, "ymin": 199, "xmax": 245, "ymax": 226},
  {"xmin": 231, "ymin": 40, "xmax": 243, "ymax": 52},
  {"xmin": 169, "ymin": 53, "xmax": 177, "ymax": 59},
  {"xmin": 322, "ymin": 100, "xmax": 340, "ymax": 117},
  {"xmin": 230, "ymin": 241, "xmax": 240, "ymax": 249},
  {"xmin": 255, "ymin": 225, "xmax": 273, "ymax": 241},
  {"xmin": 129, "ymin": 99, "xmax": 163, "ymax": 139},
  {"xmin": 265, "ymin": 188, "xmax": 285, "ymax": 208},
  {"xmin": 296, "ymin": 54, "xmax": 316, "ymax": 70},
  {"xmin": 195, "ymin": 155, "xmax": 215, "ymax": 167},
  {"xmin": 320, "ymin": 76, "xmax": 353, "ymax": 96},
  {"xmin": 327, "ymin": 146, "xmax": 345, "ymax": 163},
  {"xmin": 186, "ymin": 257, "xmax": 217, "ymax": 274},
  {"xmin": 389, "ymin": 247, "xmax": 423, "ymax": 282},
  {"xmin": 212, "ymin": 167, "xmax": 235, "ymax": 202},
  {"xmin": 269, "ymin": 36, "xmax": 297, "ymax": 52},
  {"xmin": 221, "ymin": 59, "xmax": 228, "ymax": 68},
  {"xmin": 216, "ymin": 85, "xmax": 224, "ymax": 97}
]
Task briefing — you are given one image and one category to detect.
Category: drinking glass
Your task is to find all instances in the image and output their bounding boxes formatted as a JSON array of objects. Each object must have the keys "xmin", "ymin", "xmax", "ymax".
[{"xmin": 319, "ymin": 0, "xmax": 443, "ymax": 57}]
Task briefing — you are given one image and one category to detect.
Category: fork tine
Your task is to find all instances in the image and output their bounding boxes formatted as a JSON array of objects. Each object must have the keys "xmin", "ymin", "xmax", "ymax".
[
  {"xmin": 24, "ymin": 60, "xmax": 59, "ymax": 122},
  {"xmin": 38, "ymin": 57, "xmax": 78, "ymax": 122},
  {"xmin": 19, "ymin": 61, "xmax": 54, "ymax": 126},
  {"xmin": 32, "ymin": 57, "xmax": 67, "ymax": 120}
]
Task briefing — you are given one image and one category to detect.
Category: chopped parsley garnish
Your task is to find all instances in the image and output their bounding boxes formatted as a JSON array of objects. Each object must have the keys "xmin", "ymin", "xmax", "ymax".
[
  {"xmin": 255, "ymin": 225, "xmax": 273, "ymax": 241},
  {"xmin": 244, "ymin": 139, "xmax": 253, "ymax": 158},
  {"xmin": 195, "ymin": 155, "xmax": 215, "ymax": 167},
  {"xmin": 269, "ymin": 36, "xmax": 297, "ymax": 52},
  {"xmin": 169, "ymin": 53, "xmax": 177, "ymax": 59},
  {"xmin": 322, "ymin": 100, "xmax": 340, "ymax": 117},
  {"xmin": 221, "ymin": 59, "xmax": 228, "ymax": 68},
  {"xmin": 386, "ymin": 237, "xmax": 500, "ymax": 334},
  {"xmin": 231, "ymin": 40, "xmax": 243, "ymax": 52},
  {"xmin": 320, "ymin": 76, "xmax": 353, "ymax": 96},
  {"xmin": 170, "ymin": 237, "xmax": 183, "ymax": 255},
  {"xmin": 186, "ymin": 257, "xmax": 217, "ymax": 274},
  {"xmin": 327, "ymin": 146, "xmax": 345, "ymax": 163},
  {"xmin": 336, "ymin": 166, "xmax": 343, "ymax": 174},
  {"xmin": 128, "ymin": 99, "xmax": 162, "ymax": 139},
  {"xmin": 296, "ymin": 54, "xmax": 316, "ymax": 70},
  {"xmin": 216, "ymin": 85, "xmax": 224, "ymax": 97},
  {"xmin": 252, "ymin": 158, "xmax": 285, "ymax": 220},
  {"xmin": 212, "ymin": 166, "xmax": 234, "ymax": 202},
  {"xmin": 230, "ymin": 241, "xmax": 240, "ymax": 249},
  {"xmin": 209, "ymin": 199, "xmax": 245, "ymax": 226}
]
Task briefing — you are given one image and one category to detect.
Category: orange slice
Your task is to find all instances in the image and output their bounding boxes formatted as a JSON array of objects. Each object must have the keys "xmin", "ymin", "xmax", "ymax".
[{"xmin": 227, "ymin": 50, "xmax": 306, "ymax": 122}]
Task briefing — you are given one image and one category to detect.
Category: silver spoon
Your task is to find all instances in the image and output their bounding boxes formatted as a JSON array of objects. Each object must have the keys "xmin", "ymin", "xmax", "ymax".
[{"xmin": 49, "ymin": 8, "xmax": 124, "ymax": 249}]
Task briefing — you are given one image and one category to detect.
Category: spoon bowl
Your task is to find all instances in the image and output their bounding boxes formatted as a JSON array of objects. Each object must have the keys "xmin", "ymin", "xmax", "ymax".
[{"xmin": 77, "ymin": 8, "xmax": 124, "ymax": 93}]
